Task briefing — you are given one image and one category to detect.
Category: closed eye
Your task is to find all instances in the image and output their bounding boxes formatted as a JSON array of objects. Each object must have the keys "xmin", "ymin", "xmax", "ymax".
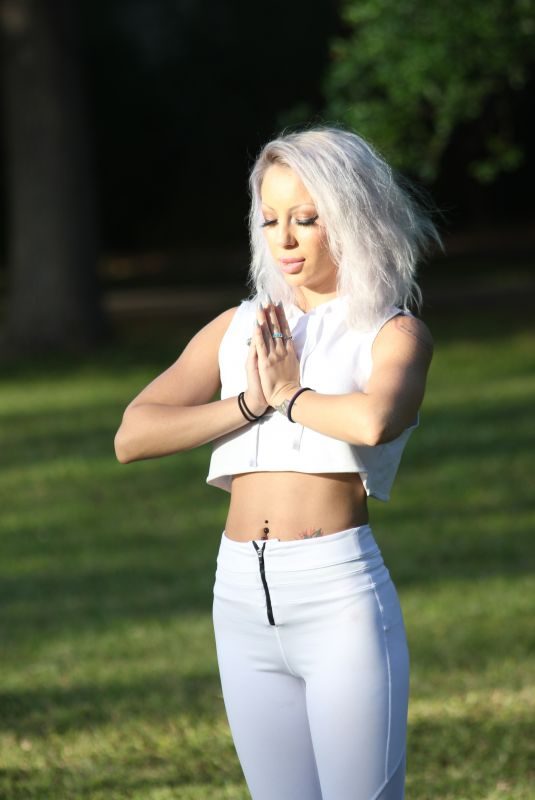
[{"xmin": 260, "ymin": 215, "xmax": 319, "ymax": 228}]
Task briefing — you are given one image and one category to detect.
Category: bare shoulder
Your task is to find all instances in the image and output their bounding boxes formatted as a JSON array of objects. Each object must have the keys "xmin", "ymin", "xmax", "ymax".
[
  {"xmin": 172, "ymin": 304, "xmax": 240, "ymax": 370},
  {"xmin": 391, "ymin": 314, "xmax": 433, "ymax": 351},
  {"xmin": 373, "ymin": 313, "xmax": 434, "ymax": 366},
  {"xmin": 211, "ymin": 304, "xmax": 240, "ymax": 330},
  {"xmin": 126, "ymin": 305, "xmax": 240, "ymax": 409},
  {"xmin": 191, "ymin": 304, "xmax": 239, "ymax": 338},
  {"xmin": 186, "ymin": 305, "xmax": 240, "ymax": 348}
]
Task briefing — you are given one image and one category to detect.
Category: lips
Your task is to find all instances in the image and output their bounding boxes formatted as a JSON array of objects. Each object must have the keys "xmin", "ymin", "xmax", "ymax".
[{"xmin": 280, "ymin": 258, "xmax": 305, "ymax": 274}]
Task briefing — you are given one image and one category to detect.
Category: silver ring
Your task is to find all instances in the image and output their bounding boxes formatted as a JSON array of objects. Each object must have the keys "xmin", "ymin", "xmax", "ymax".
[
  {"xmin": 283, "ymin": 334, "xmax": 293, "ymax": 341},
  {"xmin": 271, "ymin": 331, "xmax": 284, "ymax": 339}
]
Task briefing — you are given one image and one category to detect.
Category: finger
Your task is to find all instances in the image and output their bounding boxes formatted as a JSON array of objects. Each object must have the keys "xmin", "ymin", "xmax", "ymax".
[
  {"xmin": 256, "ymin": 307, "xmax": 273, "ymax": 351},
  {"xmin": 260, "ymin": 304, "xmax": 273, "ymax": 335},
  {"xmin": 266, "ymin": 303, "xmax": 285, "ymax": 347},
  {"xmin": 275, "ymin": 301, "xmax": 294, "ymax": 347},
  {"xmin": 254, "ymin": 319, "xmax": 268, "ymax": 354}
]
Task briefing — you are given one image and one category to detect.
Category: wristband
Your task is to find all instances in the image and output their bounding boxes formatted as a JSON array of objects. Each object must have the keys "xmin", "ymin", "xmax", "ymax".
[
  {"xmin": 287, "ymin": 387, "xmax": 315, "ymax": 423},
  {"xmin": 238, "ymin": 391, "xmax": 268, "ymax": 422}
]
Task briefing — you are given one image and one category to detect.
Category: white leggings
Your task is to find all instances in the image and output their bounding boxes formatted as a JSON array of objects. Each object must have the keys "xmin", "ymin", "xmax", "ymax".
[{"xmin": 212, "ymin": 525, "xmax": 410, "ymax": 800}]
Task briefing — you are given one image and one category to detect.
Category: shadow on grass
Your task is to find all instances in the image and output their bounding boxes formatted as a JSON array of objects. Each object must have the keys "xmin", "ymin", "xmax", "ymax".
[
  {"xmin": 0, "ymin": 709, "xmax": 530, "ymax": 800},
  {"xmin": 0, "ymin": 672, "xmax": 223, "ymax": 736},
  {"xmin": 407, "ymin": 713, "xmax": 533, "ymax": 798},
  {"xmin": 0, "ymin": 768, "xmax": 246, "ymax": 800}
]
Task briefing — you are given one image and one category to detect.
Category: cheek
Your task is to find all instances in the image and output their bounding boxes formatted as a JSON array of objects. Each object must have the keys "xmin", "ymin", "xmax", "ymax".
[
  {"xmin": 262, "ymin": 231, "xmax": 277, "ymax": 255},
  {"xmin": 314, "ymin": 234, "xmax": 337, "ymax": 274},
  {"xmin": 309, "ymin": 230, "xmax": 331, "ymax": 262}
]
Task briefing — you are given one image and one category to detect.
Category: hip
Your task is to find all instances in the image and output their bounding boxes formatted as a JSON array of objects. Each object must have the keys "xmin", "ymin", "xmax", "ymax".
[{"xmin": 213, "ymin": 524, "xmax": 406, "ymax": 632}]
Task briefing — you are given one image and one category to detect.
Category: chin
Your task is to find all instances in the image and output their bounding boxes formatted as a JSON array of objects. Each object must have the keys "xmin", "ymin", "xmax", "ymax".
[{"xmin": 282, "ymin": 270, "xmax": 306, "ymax": 282}]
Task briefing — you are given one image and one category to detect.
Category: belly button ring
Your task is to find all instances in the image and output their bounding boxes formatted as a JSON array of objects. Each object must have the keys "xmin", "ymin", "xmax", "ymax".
[{"xmin": 262, "ymin": 519, "xmax": 269, "ymax": 539}]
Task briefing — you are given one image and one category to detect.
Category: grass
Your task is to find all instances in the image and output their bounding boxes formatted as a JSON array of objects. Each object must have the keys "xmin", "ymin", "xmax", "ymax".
[{"xmin": 1, "ymin": 305, "xmax": 534, "ymax": 799}]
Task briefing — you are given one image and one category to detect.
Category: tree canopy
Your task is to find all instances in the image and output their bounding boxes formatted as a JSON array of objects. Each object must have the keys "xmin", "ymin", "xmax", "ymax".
[{"xmin": 323, "ymin": 0, "xmax": 535, "ymax": 182}]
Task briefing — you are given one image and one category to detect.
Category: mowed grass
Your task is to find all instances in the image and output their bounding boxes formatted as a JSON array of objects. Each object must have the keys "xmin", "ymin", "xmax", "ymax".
[{"xmin": 1, "ymin": 306, "xmax": 534, "ymax": 799}]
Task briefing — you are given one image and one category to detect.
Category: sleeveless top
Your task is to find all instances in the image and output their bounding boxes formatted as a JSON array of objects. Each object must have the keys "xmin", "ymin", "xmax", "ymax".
[{"xmin": 206, "ymin": 295, "xmax": 418, "ymax": 500}]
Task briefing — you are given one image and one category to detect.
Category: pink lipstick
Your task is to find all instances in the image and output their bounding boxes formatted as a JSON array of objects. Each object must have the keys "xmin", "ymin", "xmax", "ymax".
[{"xmin": 280, "ymin": 258, "xmax": 305, "ymax": 274}]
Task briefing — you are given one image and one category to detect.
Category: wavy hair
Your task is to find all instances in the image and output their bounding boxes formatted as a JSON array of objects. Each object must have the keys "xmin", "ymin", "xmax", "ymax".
[{"xmin": 247, "ymin": 126, "xmax": 441, "ymax": 330}]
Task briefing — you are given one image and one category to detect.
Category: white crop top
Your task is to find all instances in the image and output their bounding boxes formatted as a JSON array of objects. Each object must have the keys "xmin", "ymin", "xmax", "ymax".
[{"xmin": 206, "ymin": 295, "xmax": 418, "ymax": 500}]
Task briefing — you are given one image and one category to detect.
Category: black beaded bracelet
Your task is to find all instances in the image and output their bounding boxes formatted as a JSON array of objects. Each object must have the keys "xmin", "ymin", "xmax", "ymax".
[
  {"xmin": 287, "ymin": 387, "xmax": 315, "ymax": 423},
  {"xmin": 238, "ymin": 391, "xmax": 268, "ymax": 422}
]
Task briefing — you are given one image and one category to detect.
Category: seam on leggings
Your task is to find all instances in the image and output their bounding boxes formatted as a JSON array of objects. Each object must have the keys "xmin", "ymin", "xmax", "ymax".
[
  {"xmin": 370, "ymin": 574, "xmax": 392, "ymax": 786},
  {"xmin": 369, "ymin": 748, "xmax": 405, "ymax": 800},
  {"xmin": 273, "ymin": 626, "xmax": 300, "ymax": 677}
]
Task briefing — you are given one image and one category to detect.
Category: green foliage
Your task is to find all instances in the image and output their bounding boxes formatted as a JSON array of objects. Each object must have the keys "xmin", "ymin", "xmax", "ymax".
[
  {"xmin": 323, "ymin": 0, "xmax": 535, "ymax": 181},
  {"xmin": 1, "ymin": 307, "xmax": 534, "ymax": 797}
]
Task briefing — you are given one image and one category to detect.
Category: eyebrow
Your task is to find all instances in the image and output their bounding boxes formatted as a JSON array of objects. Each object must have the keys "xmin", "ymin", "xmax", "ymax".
[{"xmin": 261, "ymin": 203, "xmax": 316, "ymax": 212}]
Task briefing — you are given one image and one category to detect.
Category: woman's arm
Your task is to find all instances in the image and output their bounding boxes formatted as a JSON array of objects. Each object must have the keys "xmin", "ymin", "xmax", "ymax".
[
  {"xmin": 114, "ymin": 306, "xmax": 264, "ymax": 463},
  {"xmin": 256, "ymin": 304, "xmax": 433, "ymax": 447}
]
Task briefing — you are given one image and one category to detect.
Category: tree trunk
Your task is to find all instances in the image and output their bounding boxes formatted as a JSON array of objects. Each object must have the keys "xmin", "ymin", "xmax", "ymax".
[{"xmin": 0, "ymin": 0, "xmax": 105, "ymax": 353}]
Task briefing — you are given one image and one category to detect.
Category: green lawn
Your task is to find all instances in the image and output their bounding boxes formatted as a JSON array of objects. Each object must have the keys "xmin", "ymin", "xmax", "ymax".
[{"xmin": 1, "ymin": 306, "xmax": 534, "ymax": 799}]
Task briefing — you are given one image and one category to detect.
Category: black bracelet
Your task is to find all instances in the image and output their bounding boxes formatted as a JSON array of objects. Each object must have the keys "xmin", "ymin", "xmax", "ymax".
[
  {"xmin": 238, "ymin": 391, "xmax": 256, "ymax": 422},
  {"xmin": 287, "ymin": 387, "xmax": 314, "ymax": 423},
  {"xmin": 238, "ymin": 391, "xmax": 268, "ymax": 422}
]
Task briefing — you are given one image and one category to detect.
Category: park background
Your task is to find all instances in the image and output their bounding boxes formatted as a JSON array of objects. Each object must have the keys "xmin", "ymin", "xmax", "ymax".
[{"xmin": 1, "ymin": 1, "xmax": 534, "ymax": 798}]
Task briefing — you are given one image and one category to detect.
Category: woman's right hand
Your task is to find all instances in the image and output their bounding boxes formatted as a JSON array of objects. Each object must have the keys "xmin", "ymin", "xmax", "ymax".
[{"xmin": 244, "ymin": 328, "xmax": 270, "ymax": 416}]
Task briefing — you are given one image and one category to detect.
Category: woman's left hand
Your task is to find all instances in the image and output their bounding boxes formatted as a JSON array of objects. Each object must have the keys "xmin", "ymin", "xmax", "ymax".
[{"xmin": 254, "ymin": 301, "xmax": 301, "ymax": 407}]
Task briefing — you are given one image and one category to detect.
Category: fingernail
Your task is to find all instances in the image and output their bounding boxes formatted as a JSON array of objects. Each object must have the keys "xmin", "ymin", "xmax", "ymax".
[{"xmin": 267, "ymin": 293, "xmax": 273, "ymax": 305}]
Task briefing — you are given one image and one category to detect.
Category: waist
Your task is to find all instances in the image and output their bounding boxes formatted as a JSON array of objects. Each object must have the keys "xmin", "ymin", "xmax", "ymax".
[
  {"xmin": 225, "ymin": 471, "xmax": 368, "ymax": 541},
  {"xmin": 215, "ymin": 524, "xmax": 390, "ymax": 604}
]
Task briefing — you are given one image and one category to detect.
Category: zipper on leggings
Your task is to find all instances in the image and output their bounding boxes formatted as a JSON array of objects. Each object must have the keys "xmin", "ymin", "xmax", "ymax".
[{"xmin": 252, "ymin": 541, "xmax": 275, "ymax": 626}]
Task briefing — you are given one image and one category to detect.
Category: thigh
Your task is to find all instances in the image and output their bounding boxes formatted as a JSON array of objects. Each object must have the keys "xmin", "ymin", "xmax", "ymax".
[
  {"xmin": 302, "ymin": 579, "xmax": 410, "ymax": 800},
  {"xmin": 213, "ymin": 596, "xmax": 323, "ymax": 800}
]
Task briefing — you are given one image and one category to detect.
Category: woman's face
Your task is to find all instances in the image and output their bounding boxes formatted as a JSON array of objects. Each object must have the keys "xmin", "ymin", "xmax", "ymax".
[{"xmin": 260, "ymin": 164, "xmax": 338, "ymax": 295}]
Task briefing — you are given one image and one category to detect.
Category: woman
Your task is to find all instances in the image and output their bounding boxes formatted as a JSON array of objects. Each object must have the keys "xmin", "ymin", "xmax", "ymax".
[{"xmin": 114, "ymin": 126, "xmax": 440, "ymax": 800}]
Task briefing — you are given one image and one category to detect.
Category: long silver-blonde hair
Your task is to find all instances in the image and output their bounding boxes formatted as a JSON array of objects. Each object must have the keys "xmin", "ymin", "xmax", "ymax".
[{"xmin": 247, "ymin": 126, "xmax": 441, "ymax": 329}]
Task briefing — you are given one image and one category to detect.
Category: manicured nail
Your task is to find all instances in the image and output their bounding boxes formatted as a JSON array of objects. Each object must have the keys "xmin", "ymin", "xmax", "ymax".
[{"xmin": 267, "ymin": 293, "xmax": 273, "ymax": 306}]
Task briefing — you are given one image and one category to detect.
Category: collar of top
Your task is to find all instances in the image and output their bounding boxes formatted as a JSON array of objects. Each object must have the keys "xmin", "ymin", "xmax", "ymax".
[{"xmin": 285, "ymin": 294, "xmax": 348, "ymax": 324}]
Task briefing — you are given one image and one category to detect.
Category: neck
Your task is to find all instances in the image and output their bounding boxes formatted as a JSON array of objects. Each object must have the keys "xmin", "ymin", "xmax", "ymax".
[{"xmin": 295, "ymin": 288, "xmax": 339, "ymax": 313}]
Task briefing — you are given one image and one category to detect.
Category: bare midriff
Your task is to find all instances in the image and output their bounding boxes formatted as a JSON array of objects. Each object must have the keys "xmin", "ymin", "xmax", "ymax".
[{"xmin": 224, "ymin": 471, "xmax": 369, "ymax": 542}]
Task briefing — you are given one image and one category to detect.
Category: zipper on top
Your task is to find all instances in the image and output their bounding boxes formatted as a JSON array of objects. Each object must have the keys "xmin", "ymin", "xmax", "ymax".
[{"xmin": 252, "ymin": 541, "xmax": 275, "ymax": 626}]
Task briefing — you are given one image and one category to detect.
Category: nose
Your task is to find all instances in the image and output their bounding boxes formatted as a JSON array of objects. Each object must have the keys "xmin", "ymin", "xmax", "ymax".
[{"xmin": 276, "ymin": 221, "xmax": 297, "ymax": 247}]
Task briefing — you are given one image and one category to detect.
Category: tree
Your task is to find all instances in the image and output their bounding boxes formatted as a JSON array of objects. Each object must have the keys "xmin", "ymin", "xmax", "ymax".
[
  {"xmin": 0, "ymin": 0, "xmax": 104, "ymax": 353},
  {"xmin": 323, "ymin": 0, "xmax": 535, "ymax": 182}
]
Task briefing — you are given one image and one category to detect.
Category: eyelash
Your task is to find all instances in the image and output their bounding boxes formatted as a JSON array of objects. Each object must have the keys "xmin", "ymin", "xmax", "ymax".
[{"xmin": 260, "ymin": 215, "xmax": 319, "ymax": 228}]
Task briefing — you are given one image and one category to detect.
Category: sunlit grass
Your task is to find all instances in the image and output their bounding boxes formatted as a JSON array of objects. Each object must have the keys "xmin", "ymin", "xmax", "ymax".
[{"xmin": 1, "ymin": 307, "xmax": 534, "ymax": 798}]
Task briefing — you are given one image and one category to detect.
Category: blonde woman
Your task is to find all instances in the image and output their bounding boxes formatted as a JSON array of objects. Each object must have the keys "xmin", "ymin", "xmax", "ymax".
[{"xmin": 115, "ymin": 127, "xmax": 439, "ymax": 800}]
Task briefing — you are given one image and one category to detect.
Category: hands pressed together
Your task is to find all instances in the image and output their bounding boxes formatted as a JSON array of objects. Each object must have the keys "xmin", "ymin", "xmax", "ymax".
[{"xmin": 244, "ymin": 299, "xmax": 301, "ymax": 416}]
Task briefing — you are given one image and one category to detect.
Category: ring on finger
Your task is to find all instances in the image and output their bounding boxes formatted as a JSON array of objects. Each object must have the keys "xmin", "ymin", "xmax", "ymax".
[{"xmin": 271, "ymin": 331, "xmax": 284, "ymax": 339}]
